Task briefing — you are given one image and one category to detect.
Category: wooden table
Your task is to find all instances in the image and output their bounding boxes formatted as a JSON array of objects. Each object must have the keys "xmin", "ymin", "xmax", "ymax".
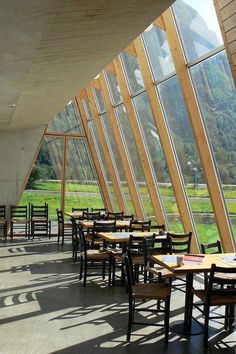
[
  {"xmin": 98, "ymin": 231, "xmax": 157, "ymax": 244},
  {"xmin": 64, "ymin": 211, "xmax": 83, "ymax": 219},
  {"xmin": 79, "ymin": 220, "xmax": 131, "ymax": 230},
  {"xmin": 150, "ymin": 253, "xmax": 236, "ymax": 334}
]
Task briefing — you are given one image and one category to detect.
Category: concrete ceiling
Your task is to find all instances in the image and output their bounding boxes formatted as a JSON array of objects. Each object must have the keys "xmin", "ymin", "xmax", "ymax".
[{"xmin": 0, "ymin": 0, "xmax": 174, "ymax": 131}]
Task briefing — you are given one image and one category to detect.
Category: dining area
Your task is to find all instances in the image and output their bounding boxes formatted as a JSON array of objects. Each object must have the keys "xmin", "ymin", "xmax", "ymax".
[{"xmin": 55, "ymin": 207, "xmax": 236, "ymax": 349}]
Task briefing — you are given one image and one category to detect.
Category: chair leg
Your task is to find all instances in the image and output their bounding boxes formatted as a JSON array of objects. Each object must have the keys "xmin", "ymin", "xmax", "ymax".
[
  {"xmin": 127, "ymin": 299, "xmax": 133, "ymax": 341},
  {"xmin": 79, "ymin": 258, "xmax": 83, "ymax": 280},
  {"xmin": 102, "ymin": 260, "xmax": 106, "ymax": 280},
  {"xmin": 203, "ymin": 305, "xmax": 210, "ymax": 348},
  {"xmin": 164, "ymin": 296, "xmax": 170, "ymax": 344},
  {"xmin": 83, "ymin": 262, "xmax": 87, "ymax": 287}
]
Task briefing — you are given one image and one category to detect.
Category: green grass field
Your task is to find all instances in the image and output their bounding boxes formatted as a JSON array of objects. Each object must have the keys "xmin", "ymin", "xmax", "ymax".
[{"xmin": 21, "ymin": 181, "xmax": 236, "ymax": 243}]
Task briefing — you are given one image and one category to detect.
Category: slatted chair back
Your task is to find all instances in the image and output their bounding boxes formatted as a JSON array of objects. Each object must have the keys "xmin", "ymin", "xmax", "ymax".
[
  {"xmin": 82, "ymin": 211, "xmax": 103, "ymax": 220},
  {"xmin": 10, "ymin": 205, "xmax": 28, "ymax": 220},
  {"xmin": 105, "ymin": 211, "xmax": 124, "ymax": 220},
  {"xmin": 167, "ymin": 231, "xmax": 192, "ymax": 254},
  {"xmin": 91, "ymin": 208, "xmax": 107, "ymax": 212},
  {"xmin": 72, "ymin": 207, "xmax": 89, "ymax": 212},
  {"xmin": 0, "ymin": 205, "xmax": 6, "ymax": 219},
  {"xmin": 92, "ymin": 220, "xmax": 117, "ymax": 233},
  {"xmin": 31, "ymin": 203, "xmax": 48, "ymax": 220},
  {"xmin": 122, "ymin": 214, "xmax": 134, "ymax": 220},
  {"xmin": 129, "ymin": 219, "xmax": 151, "ymax": 232},
  {"xmin": 149, "ymin": 224, "xmax": 166, "ymax": 234},
  {"xmin": 201, "ymin": 240, "xmax": 222, "ymax": 254}
]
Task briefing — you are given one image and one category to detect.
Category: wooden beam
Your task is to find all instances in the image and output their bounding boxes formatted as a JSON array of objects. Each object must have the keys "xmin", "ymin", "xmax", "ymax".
[
  {"xmin": 153, "ymin": 16, "xmax": 166, "ymax": 31},
  {"xmin": 99, "ymin": 73, "xmax": 144, "ymax": 219},
  {"xmin": 113, "ymin": 57, "xmax": 166, "ymax": 225},
  {"xmin": 45, "ymin": 132, "xmax": 86, "ymax": 139},
  {"xmin": 76, "ymin": 96, "xmax": 113, "ymax": 211},
  {"xmin": 86, "ymin": 85, "xmax": 127, "ymax": 212},
  {"xmin": 104, "ymin": 62, "xmax": 116, "ymax": 75},
  {"xmin": 124, "ymin": 42, "xmax": 137, "ymax": 57},
  {"xmin": 61, "ymin": 136, "xmax": 67, "ymax": 213},
  {"xmin": 134, "ymin": 36, "xmax": 199, "ymax": 253},
  {"xmin": 163, "ymin": 9, "xmax": 235, "ymax": 252}
]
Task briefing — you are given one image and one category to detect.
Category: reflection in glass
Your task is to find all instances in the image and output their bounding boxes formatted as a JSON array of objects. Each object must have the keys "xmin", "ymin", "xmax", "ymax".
[
  {"xmin": 116, "ymin": 105, "xmax": 154, "ymax": 219},
  {"xmin": 82, "ymin": 99, "xmax": 93, "ymax": 120},
  {"xmin": 134, "ymin": 92, "xmax": 183, "ymax": 231},
  {"xmin": 191, "ymin": 51, "xmax": 236, "ymax": 238},
  {"xmin": 65, "ymin": 139, "xmax": 104, "ymax": 212},
  {"xmin": 173, "ymin": 0, "xmax": 223, "ymax": 63},
  {"xmin": 101, "ymin": 114, "xmax": 135, "ymax": 213},
  {"xmin": 158, "ymin": 76, "xmax": 220, "ymax": 243},
  {"xmin": 93, "ymin": 88, "xmax": 106, "ymax": 114},
  {"xmin": 105, "ymin": 71, "xmax": 122, "ymax": 106},
  {"xmin": 48, "ymin": 100, "xmax": 83, "ymax": 134},
  {"xmin": 142, "ymin": 25, "xmax": 175, "ymax": 81},
  {"xmin": 121, "ymin": 51, "xmax": 145, "ymax": 95},
  {"xmin": 20, "ymin": 137, "xmax": 63, "ymax": 221}
]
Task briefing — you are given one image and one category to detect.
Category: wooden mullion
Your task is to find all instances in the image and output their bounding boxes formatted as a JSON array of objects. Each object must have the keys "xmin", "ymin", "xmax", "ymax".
[
  {"xmin": 76, "ymin": 96, "xmax": 113, "ymax": 211},
  {"xmin": 61, "ymin": 136, "xmax": 67, "ymax": 213},
  {"xmin": 134, "ymin": 36, "xmax": 199, "ymax": 253},
  {"xmin": 113, "ymin": 57, "xmax": 166, "ymax": 225},
  {"xmin": 163, "ymin": 9, "xmax": 235, "ymax": 252},
  {"xmin": 99, "ymin": 73, "xmax": 144, "ymax": 219},
  {"xmin": 86, "ymin": 85, "xmax": 127, "ymax": 212}
]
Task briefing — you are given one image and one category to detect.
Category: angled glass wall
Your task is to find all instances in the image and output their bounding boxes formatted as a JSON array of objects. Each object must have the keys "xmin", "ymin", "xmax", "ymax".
[
  {"xmin": 65, "ymin": 138, "xmax": 104, "ymax": 212},
  {"xmin": 20, "ymin": 137, "xmax": 63, "ymax": 221}
]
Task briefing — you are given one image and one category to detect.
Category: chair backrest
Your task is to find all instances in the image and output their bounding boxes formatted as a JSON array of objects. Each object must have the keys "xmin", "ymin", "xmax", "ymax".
[
  {"xmin": 10, "ymin": 205, "xmax": 28, "ymax": 220},
  {"xmin": 201, "ymin": 240, "xmax": 222, "ymax": 254},
  {"xmin": 91, "ymin": 208, "xmax": 107, "ymax": 212},
  {"xmin": 56, "ymin": 209, "xmax": 64, "ymax": 223},
  {"xmin": 82, "ymin": 211, "xmax": 102, "ymax": 220},
  {"xmin": 31, "ymin": 203, "xmax": 48, "ymax": 220},
  {"xmin": 167, "ymin": 231, "xmax": 192, "ymax": 254},
  {"xmin": 105, "ymin": 211, "xmax": 124, "ymax": 220},
  {"xmin": 0, "ymin": 205, "xmax": 6, "ymax": 219},
  {"xmin": 92, "ymin": 220, "xmax": 117, "ymax": 233},
  {"xmin": 72, "ymin": 207, "xmax": 89, "ymax": 212},
  {"xmin": 123, "ymin": 250, "xmax": 135, "ymax": 289},
  {"xmin": 129, "ymin": 220, "xmax": 151, "ymax": 232},
  {"xmin": 128, "ymin": 234, "xmax": 148, "ymax": 256},
  {"xmin": 206, "ymin": 264, "xmax": 236, "ymax": 302}
]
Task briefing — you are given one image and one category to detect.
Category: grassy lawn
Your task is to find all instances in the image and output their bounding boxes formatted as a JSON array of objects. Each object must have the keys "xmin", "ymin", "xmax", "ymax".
[{"xmin": 21, "ymin": 181, "xmax": 236, "ymax": 243}]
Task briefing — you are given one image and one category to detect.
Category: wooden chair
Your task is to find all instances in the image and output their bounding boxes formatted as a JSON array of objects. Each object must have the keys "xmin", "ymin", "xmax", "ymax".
[
  {"xmin": 201, "ymin": 240, "xmax": 222, "ymax": 254},
  {"xmin": 91, "ymin": 208, "xmax": 107, "ymax": 212},
  {"xmin": 129, "ymin": 220, "xmax": 151, "ymax": 232},
  {"xmin": 166, "ymin": 232, "xmax": 192, "ymax": 292},
  {"xmin": 149, "ymin": 224, "xmax": 166, "ymax": 234},
  {"xmin": 190, "ymin": 264, "xmax": 236, "ymax": 348},
  {"xmin": 79, "ymin": 226, "xmax": 112, "ymax": 287},
  {"xmin": 10, "ymin": 205, "xmax": 30, "ymax": 239},
  {"xmin": 56, "ymin": 210, "xmax": 73, "ymax": 245},
  {"xmin": 201, "ymin": 240, "xmax": 222, "ymax": 288},
  {"xmin": 72, "ymin": 208, "xmax": 89, "ymax": 212},
  {"xmin": 82, "ymin": 211, "xmax": 103, "ymax": 220},
  {"xmin": 0, "ymin": 205, "xmax": 7, "ymax": 241},
  {"xmin": 30, "ymin": 203, "xmax": 51, "ymax": 239},
  {"xmin": 71, "ymin": 217, "xmax": 81, "ymax": 261},
  {"xmin": 86, "ymin": 220, "xmax": 117, "ymax": 248},
  {"xmin": 123, "ymin": 250, "xmax": 171, "ymax": 343},
  {"xmin": 105, "ymin": 211, "xmax": 124, "ymax": 220}
]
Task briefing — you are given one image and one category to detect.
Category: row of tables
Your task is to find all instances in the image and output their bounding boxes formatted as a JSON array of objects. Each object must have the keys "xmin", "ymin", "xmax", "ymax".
[{"xmin": 65, "ymin": 211, "xmax": 236, "ymax": 336}]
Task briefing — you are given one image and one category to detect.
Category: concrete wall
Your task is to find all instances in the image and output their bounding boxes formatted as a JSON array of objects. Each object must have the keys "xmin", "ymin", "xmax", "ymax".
[{"xmin": 0, "ymin": 126, "xmax": 45, "ymax": 216}]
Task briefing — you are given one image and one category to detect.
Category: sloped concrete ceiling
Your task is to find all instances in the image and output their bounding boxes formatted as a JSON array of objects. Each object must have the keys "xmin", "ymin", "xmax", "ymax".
[{"xmin": 0, "ymin": 0, "xmax": 174, "ymax": 131}]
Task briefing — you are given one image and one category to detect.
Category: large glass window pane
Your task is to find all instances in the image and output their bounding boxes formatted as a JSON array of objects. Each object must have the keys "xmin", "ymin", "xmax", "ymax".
[
  {"xmin": 89, "ymin": 121, "xmax": 118, "ymax": 211},
  {"xmin": 134, "ymin": 92, "xmax": 183, "ymax": 232},
  {"xmin": 142, "ymin": 25, "xmax": 175, "ymax": 81},
  {"xmin": 65, "ymin": 138, "xmax": 104, "ymax": 212},
  {"xmin": 101, "ymin": 114, "xmax": 135, "ymax": 214},
  {"xmin": 93, "ymin": 87, "xmax": 106, "ymax": 114},
  {"xmin": 115, "ymin": 105, "xmax": 155, "ymax": 219},
  {"xmin": 48, "ymin": 100, "xmax": 83, "ymax": 134},
  {"xmin": 191, "ymin": 51, "xmax": 236, "ymax": 238},
  {"xmin": 173, "ymin": 0, "xmax": 223, "ymax": 63},
  {"xmin": 105, "ymin": 71, "xmax": 122, "ymax": 106},
  {"xmin": 158, "ymin": 76, "xmax": 220, "ymax": 243},
  {"xmin": 121, "ymin": 51, "xmax": 145, "ymax": 95},
  {"xmin": 20, "ymin": 137, "xmax": 63, "ymax": 221}
]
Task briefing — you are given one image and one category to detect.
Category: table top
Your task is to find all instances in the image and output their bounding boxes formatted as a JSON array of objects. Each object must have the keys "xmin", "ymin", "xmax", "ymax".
[
  {"xmin": 64, "ymin": 211, "xmax": 83, "ymax": 218},
  {"xmin": 79, "ymin": 220, "xmax": 130, "ymax": 229},
  {"xmin": 150, "ymin": 253, "xmax": 236, "ymax": 275},
  {"xmin": 98, "ymin": 231, "xmax": 166, "ymax": 243}
]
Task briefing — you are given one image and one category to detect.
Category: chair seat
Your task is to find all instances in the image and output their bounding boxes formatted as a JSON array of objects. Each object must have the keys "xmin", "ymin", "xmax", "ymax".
[
  {"xmin": 192, "ymin": 289, "xmax": 236, "ymax": 306},
  {"xmin": 82, "ymin": 250, "xmax": 110, "ymax": 260},
  {"xmin": 145, "ymin": 266, "xmax": 174, "ymax": 278},
  {"xmin": 214, "ymin": 272, "xmax": 236, "ymax": 281},
  {"xmin": 133, "ymin": 283, "xmax": 170, "ymax": 300},
  {"xmin": 0, "ymin": 220, "xmax": 7, "ymax": 224}
]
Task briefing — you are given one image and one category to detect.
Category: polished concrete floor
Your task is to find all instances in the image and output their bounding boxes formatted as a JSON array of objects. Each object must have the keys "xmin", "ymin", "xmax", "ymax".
[{"xmin": 0, "ymin": 236, "xmax": 235, "ymax": 354}]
